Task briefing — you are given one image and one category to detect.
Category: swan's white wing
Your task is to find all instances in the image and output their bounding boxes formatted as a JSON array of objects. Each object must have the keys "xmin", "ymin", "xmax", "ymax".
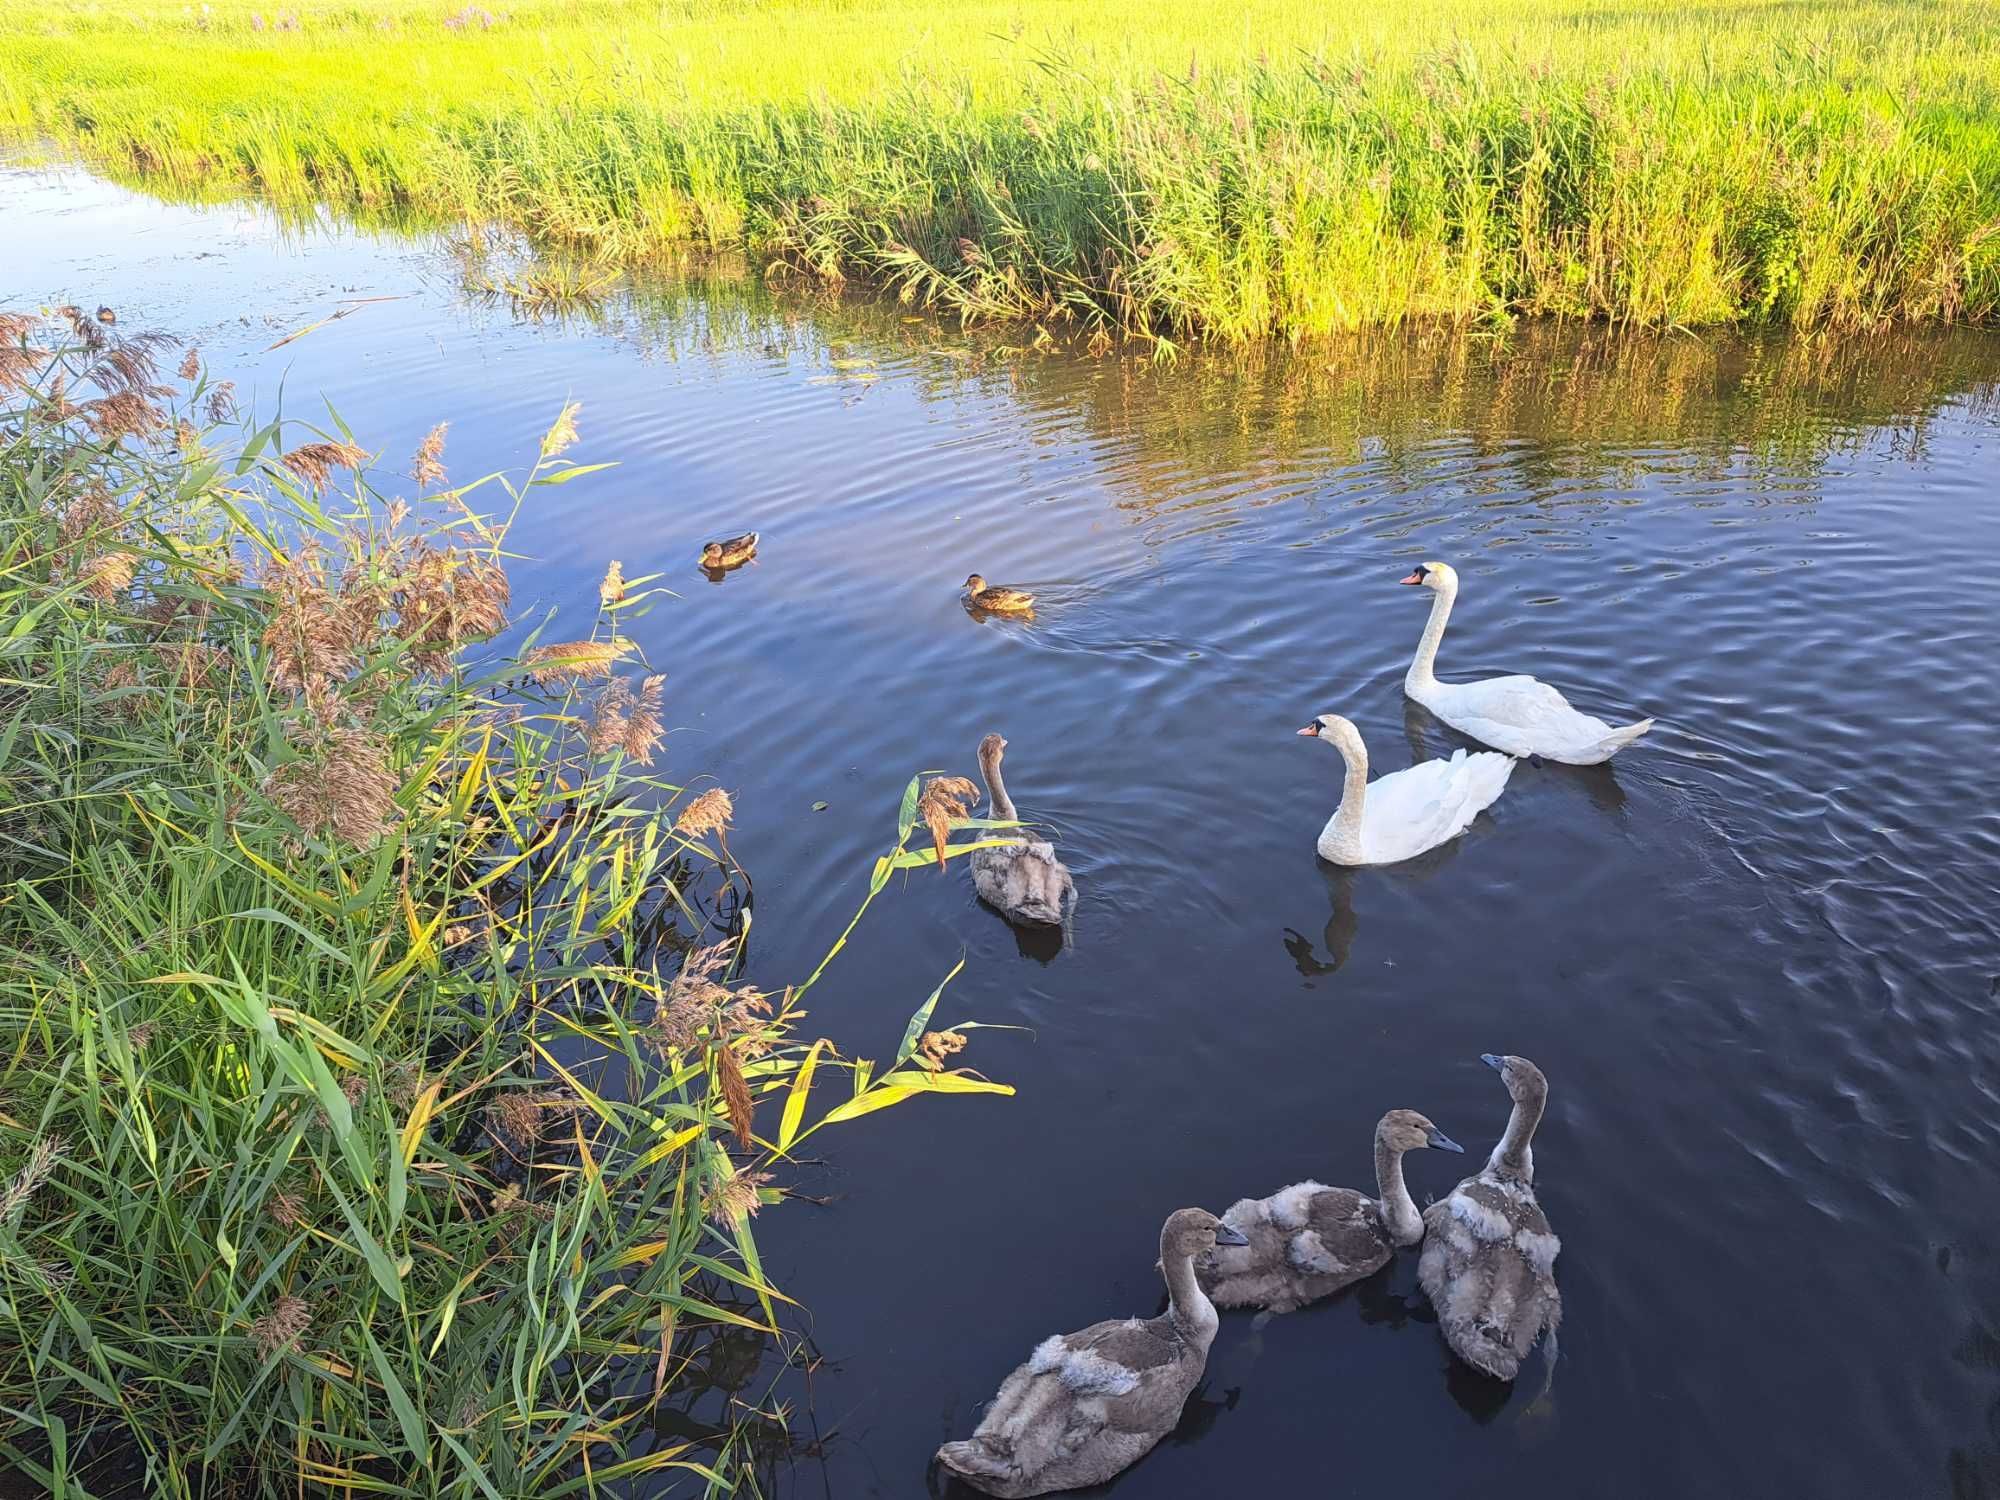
[
  {"xmin": 1432, "ymin": 675, "xmax": 1648, "ymax": 762},
  {"xmin": 1360, "ymin": 750, "xmax": 1514, "ymax": 864}
]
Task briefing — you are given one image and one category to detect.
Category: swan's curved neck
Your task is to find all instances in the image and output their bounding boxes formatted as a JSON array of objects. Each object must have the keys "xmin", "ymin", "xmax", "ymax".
[
  {"xmin": 979, "ymin": 750, "xmax": 1017, "ymax": 822},
  {"xmin": 1324, "ymin": 734, "xmax": 1369, "ymax": 861},
  {"xmin": 1161, "ymin": 1234, "xmax": 1219, "ymax": 1346},
  {"xmin": 1374, "ymin": 1135, "xmax": 1424, "ymax": 1247},
  {"xmin": 1489, "ymin": 1086, "xmax": 1545, "ymax": 1180},
  {"xmin": 1405, "ymin": 582, "xmax": 1456, "ymax": 695}
]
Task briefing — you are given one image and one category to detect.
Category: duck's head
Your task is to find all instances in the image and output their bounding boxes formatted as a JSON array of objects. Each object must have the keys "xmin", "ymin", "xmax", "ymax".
[
  {"xmin": 1377, "ymin": 1108, "xmax": 1464, "ymax": 1155},
  {"xmin": 1398, "ymin": 559, "xmax": 1458, "ymax": 593},
  {"xmin": 962, "ymin": 573, "xmax": 987, "ymax": 593},
  {"xmin": 701, "ymin": 542, "xmax": 725, "ymax": 565},
  {"xmin": 1162, "ymin": 1207, "xmax": 1248, "ymax": 1260},
  {"xmin": 1481, "ymin": 1052, "xmax": 1548, "ymax": 1104}
]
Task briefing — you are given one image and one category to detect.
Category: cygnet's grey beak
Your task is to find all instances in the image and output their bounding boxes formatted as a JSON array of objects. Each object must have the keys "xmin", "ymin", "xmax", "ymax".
[
  {"xmin": 1480, "ymin": 1053, "xmax": 1504, "ymax": 1071},
  {"xmin": 1427, "ymin": 1127, "xmax": 1465, "ymax": 1153},
  {"xmin": 1213, "ymin": 1222, "xmax": 1249, "ymax": 1247}
]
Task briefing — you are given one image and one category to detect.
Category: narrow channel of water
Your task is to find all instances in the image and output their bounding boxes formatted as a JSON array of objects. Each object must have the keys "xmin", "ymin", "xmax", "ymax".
[{"xmin": 7, "ymin": 164, "xmax": 1999, "ymax": 1498}]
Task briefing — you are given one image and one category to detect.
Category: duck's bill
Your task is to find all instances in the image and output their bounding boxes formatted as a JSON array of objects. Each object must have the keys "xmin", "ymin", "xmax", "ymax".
[
  {"xmin": 1295, "ymin": 723, "xmax": 1320, "ymax": 737},
  {"xmin": 1398, "ymin": 571, "xmax": 1426, "ymax": 585},
  {"xmin": 1213, "ymin": 1223, "xmax": 1249, "ymax": 1247},
  {"xmin": 1427, "ymin": 1128, "xmax": 1465, "ymax": 1153}
]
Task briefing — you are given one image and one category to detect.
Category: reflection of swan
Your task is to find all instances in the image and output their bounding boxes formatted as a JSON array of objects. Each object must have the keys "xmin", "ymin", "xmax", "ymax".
[
  {"xmin": 1280, "ymin": 851, "xmax": 1361, "ymax": 976},
  {"xmin": 1419, "ymin": 1055, "xmax": 1562, "ymax": 1385},
  {"xmin": 1400, "ymin": 562, "xmax": 1653, "ymax": 763},
  {"xmin": 935, "ymin": 1209, "xmax": 1246, "ymax": 1497},
  {"xmin": 1299, "ymin": 714, "xmax": 1513, "ymax": 866}
]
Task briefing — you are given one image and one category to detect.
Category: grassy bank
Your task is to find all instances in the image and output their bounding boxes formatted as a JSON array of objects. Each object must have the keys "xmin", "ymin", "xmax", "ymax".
[
  {"xmin": 0, "ymin": 308, "xmax": 1016, "ymax": 1496},
  {"xmin": 4, "ymin": 1, "xmax": 2000, "ymax": 341}
]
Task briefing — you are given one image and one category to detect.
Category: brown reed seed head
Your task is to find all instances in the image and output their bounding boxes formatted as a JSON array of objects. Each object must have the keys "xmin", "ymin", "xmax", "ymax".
[
  {"xmin": 177, "ymin": 345, "xmax": 200, "ymax": 382},
  {"xmin": 712, "ymin": 1039, "xmax": 755, "ymax": 1145},
  {"xmin": 261, "ymin": 726, "xmax": 399, "ymax": 845},
  {"xmin": 621, "ymin": 674, "xmax": 666, "ymax": 764},
  {"xmin": 280, "ymin": 441, "xmax": 369, "ymax": 492},
  {"xmin": 488, "ymin": 1089, "xmax": 544, "ymax": 1149},
  {"xmin": 523, "ymin": 638, "xmax": 625, "ymax": 686},
  {"xmin": 250, "ymin": 1293, "xmax": 310, "ymax": 1357},
  {"xmin": 598, "ymin": 559, "xmax": 624, "ymax": 607},
  {"xmin": 77, "ymin": 550, "xmax": 138, "ymax": 602},
  {"xmin": 674, "ymin": 786, "xmax": 733, "ymax": 838},
  {"xmin": 703, "ymin": 1166, "xmax": 773, "ymax": 1225},
  {"xmin": 913, "ymin": 1029, "xmax": 968, "ymax": 1072},
  {"xmin": 268, "ymin": 1188, "xmax": 306, "ymax": 1228},
  {"xmin": 85, "ymin": 391, "xmax": 165, "ymax": 442},
  {"xmin": 916, "ymin": 775, "xmax": 980, "ymax": 874},
  {"xmin": 204, "ymin": 382, "xmax": 236, "ymax": 422},
  {"xmin": 412, "ymin": 422, "xmax": 448, "ymax": 488},
  {"xmin": 259, "ymin": 549, "xmax": 364, "ymax": 698},
  {"xmin": 540, "ymin": 402, "xmax": 581, "ymax": 458},
  {"xmin": 585, "ymin": 676, "xmax": 634, "ymax": 757}
]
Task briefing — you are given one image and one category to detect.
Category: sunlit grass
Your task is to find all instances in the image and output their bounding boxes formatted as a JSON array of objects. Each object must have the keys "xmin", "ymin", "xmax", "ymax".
[
  {"xmin": 2, "ymin": 0, "xmax": 1999, "ymax": 338},
  {"xmin": 0, "ymin": 307, "xmax": 1023, "ymax": 1495}
]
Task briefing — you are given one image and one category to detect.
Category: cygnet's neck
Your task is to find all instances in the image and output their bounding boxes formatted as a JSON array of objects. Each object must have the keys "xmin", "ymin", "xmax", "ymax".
[
  {"xmin": 979, "ymin": 748, "xmax": 1017, "ymax": 822},
  {"xmin": 1488, "ymin": 1086, "xmax": 1545, "ymax": 1181},
  {"xmin": 1161, "ymin": 1232, "xmax": 1219, "ymax": 1346},
  {"xmin": 1374, "ymin": 1133, "xmax": 1424, "ymax": 1247},
  {"xmin": 1405, "ymin": 579, "xmax": 1457, "ymax": 696}
]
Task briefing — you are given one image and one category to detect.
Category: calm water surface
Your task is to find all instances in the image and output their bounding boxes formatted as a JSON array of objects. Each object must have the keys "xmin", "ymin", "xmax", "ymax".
[{"xmin": 6, "ymin": 166, "xmax": 1999, "ymax": 1499}]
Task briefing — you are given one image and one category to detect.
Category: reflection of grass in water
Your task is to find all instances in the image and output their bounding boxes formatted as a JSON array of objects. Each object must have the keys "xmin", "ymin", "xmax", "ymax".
[{"xmin": 4, "ymin": 0, "xmax": 2000, "ymax": 341}]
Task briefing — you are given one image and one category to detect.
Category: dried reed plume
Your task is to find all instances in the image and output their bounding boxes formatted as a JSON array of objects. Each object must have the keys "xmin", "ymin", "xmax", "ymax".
[
  {"xmin": 713, "ymin": 1038, "xmax": 754, "ymax": 1145},
  {"xmin": 540, "ymin": 401, "xmax": 581, "ymax": 457},
  {"xmin": 84, "ymin": 391, "xmax": 165, "ymax": 442},
  {"xmin": 178, "ymin": 345, "xmax": 201, "ymax": 382},
  {"xmin": 261, "ymin": 725, "xmax": 400, "ymax": 844},
  {"xmin": 126, "ymin": 1021, "xmax": 156, "ymax": 1052},
  {"xmin": 260, "ymin": 547, "xmax": 366, "ymax": 699},
  {"xmin": 205, "ymin": 382, "xmax": 236, "ymax": 422},
  {"xmin": 598, "ymin": 559, "xmax": 624, "ymax": 607},
  {"xmin": 268, "ymin": 1188, "xmax": 306, "ymax": 1228},
  {"xmin": 916, "ymin": 775, "xmax": 980, "ymax": 874},
  {"xmin": 76, "ymin": 550, "xmax": 138, "ymax": 602},
  {"xmin": 647, "ymin": 945, "xmax": 772, "ymax": 1060},
  {"xmin": 280, "ymin": 441, "xmax": 370, "ymax": 492},
  {"xmin": 523, "ymin": 637, "xmax": 625, "ymax": 686},
  {"xmin": 250, "ymin": 1293, "xmax": 310, "ymax": 1358},
  {"xmin": 674, "ymin": 787, "xmax": 733, "ymax": 839},
  {"xmin": 0, "ymin": 1135, "xmax": 66, "ymax": 1226},
  {"xmin": 622, "ymin": 674, "xmax": 665, "ymax": 764},
  {"xmin": 585, "ymin": 676, "xmax": 633, "ymax": 757},
  {"xmin": 913, "ymin": 1029, "xmax": 968, "ymax": 1072},
  {"xmin": 487, "ymin": 1087, "xmax": 571, "ymax": 1150},
  {"xmin": 588, "ymin": 674, "xmax": 667, "ymax": 764},
  {"xmin": 0, "ymin": 313, "xmax": 41, "ymax": 394},
  {"xmin": 703, "ymin": 1165, "xmax": 773, "ymax": 1225},
  {"xmin": 412, "ymin": 422, "xmax": 448, "ymax": 488},
  {"xmin": 396, "ymin": 543, "xmax": 510, "ymax": 672}
]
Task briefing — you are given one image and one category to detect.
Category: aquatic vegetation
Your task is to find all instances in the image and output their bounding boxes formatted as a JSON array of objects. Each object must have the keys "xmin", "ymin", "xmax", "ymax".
[
  {"xmin": 3, "ymin": 0, "xmax": 1999, "ymax": 341},
  {"xmin": 0, "ymin": 308, "xmax": 1016, "ymax": 1494}
]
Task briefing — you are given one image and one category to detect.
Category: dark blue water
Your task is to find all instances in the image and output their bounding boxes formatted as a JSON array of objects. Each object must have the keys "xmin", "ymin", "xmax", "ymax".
[{"xmin": 7, "ymin": 163, "xmax": 1999, "ymax": 1499}]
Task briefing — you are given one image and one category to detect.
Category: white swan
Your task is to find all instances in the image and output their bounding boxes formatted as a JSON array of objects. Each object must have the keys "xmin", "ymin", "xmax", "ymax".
[
  {"xmin": 1298, "ymin": 714, "xmax": 1514, "ymax": 866},
  {"xmin": 1400, "ymin": 561, "xmax": 1654, "ymax": 764}
]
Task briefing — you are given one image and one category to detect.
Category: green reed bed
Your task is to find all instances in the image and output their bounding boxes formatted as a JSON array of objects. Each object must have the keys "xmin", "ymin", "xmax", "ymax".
[
  {"xmin": 3, "ymin": 0, "xmax": 2000, "ymax": 341},
  {"xmin": 0, "ymin": 308, "xmax": 1019, "ymax": 1497}
]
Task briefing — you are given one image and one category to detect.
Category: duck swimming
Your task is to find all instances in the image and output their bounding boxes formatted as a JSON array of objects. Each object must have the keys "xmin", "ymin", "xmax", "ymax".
[
  {"xmin": 935, "ymin": 1207, "xmax": 1245, "ymax": 1497},
  {"xmin": 700, "ymin": 533, "xmax": 759, "ymax": 570},
  {"xmin": 1418, "ymin": 1054, "xmax": 1563, "ymax": 1382},
  {"xmin": 963, "ymin": 574, "xmax": 1035, "ymax": 614},
  {"xmin": 1200, "ymin": 1109, "xmax": 1463, "ymax": 1313},
  {"xmin": 1400, "ymin": 561, "xmax": 1654, "ymax": 763}
]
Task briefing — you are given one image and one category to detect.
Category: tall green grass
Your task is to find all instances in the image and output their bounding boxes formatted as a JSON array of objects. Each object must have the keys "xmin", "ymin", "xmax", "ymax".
[
  {"xmin": 0, "ymin": 308, "xmax": 1020, "ymax": 1496},
  {"xmin": 3, "ymin": 0, "xmax": 2000, "ymax": 341}
]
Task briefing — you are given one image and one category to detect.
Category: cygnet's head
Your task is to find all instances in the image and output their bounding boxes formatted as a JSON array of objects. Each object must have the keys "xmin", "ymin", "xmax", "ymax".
[
  {"xmin": 1161, "ymin": 1207, "xmax": 1248, "ymax": 1260},
  {"xmin": 1377, "ymin": 1108, "xmax": 1464, "ymax": 1155},
  {"xmin": 978, "ymin": 731, "xmax": 1007, "ymax": 766},
  {"xmin": 962, "ymin": 573, "xmax": 988, "ymax": 592},
  {"xmin": 1481, "ymin": 1052, "xmax": 1548, "ymax": 1103},
  {"xmin": 1296, "ymin": 713, "xmax": 1366, "ymax": 757},
  {"xmin": 1398, "ymin": 559, "xmax": 1458, "ymax": 592}
]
